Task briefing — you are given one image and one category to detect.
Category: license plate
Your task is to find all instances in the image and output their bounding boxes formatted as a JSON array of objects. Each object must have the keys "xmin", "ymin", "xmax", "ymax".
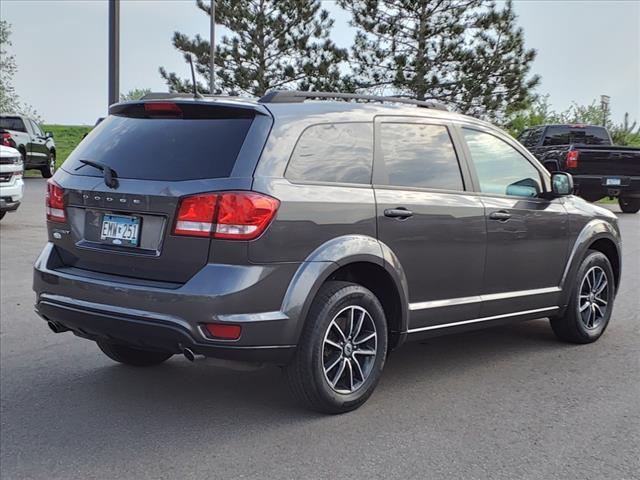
[
  {"xmin": 605, "ymin": 178, "xmax": 621, "ymax": 186},
  {"xmin": 100, "ymin": 214, "xmax": 140, "ymax": 247}
]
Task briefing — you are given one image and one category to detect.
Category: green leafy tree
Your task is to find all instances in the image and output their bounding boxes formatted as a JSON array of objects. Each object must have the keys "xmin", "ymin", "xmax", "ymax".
[
  {"xmin": 160, "ymin": 0, "xmax": 351, "ymax": 96},
  {"xmin": 339, "ymin": 0, "xmax": 539, "ymax": 119},
  {"xmin": 0, "ymin": 21, "xmax": 41, "ymax": 121},
  {"xmin": 120, "ymin": 88, "xmax": 152, "ymax": 102},
  {"xmin": 610, "ymin": 113, "xmax": 640, "ymax": 147},
  {"xmin": 506, "ymin": 96, "xmax": 640, "ymax": 146}
]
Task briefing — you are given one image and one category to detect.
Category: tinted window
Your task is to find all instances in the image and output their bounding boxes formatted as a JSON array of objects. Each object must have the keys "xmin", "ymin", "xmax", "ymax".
[
  {"xmin": 0, "ymin": 116, "xmax": 26, "ymax": 132},
  {"xmin": 63, "ymin": 114, "xmax": 253, "ymax": 181},
  {"xmin": 543, "ymin": 126, "xmax": 610, "ymax": 146},
  {"xmin": 286, "ymin": 123, "xmax": 373, "ymax": 184},
  {"xmin": 519, "ymin": 127, "xmax": 543, "ymax": 148},
  {"xmin": 542, "ymin": 126, "xmax": 570, "ymax": 145},
  {"xmin": 463, "ymin": 129, "xmax": 542, "ymax": 197},
  {"xmin": 378, "ymin": 123, "xmax": 463, "ymax": 190}
]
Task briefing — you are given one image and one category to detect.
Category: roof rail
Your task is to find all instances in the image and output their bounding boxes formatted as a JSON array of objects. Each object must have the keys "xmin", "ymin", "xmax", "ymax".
[{"xmin": 258, "ymin": 90, "xmax": 448, "ymax": 111}]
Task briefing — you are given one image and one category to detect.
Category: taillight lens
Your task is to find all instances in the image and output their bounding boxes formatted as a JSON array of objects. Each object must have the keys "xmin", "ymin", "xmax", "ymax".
[
  {"xmin": 173, "ymin": 191, "xmax": 279, "ymax": 240},
  {"xmin": 566, "ymin": 150, "xmax": 579, "ymax": 169},
  {"xmin": 46, "ymin": 180, "xmax": 66, "ymax": 222},
  {"xmin": 1, "ymin": 132, "xmax": 14, "ymax": 147}
]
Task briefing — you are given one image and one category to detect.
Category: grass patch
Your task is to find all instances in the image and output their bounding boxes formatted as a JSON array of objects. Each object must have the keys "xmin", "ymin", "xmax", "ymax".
[{"xmin": 43, "ymin": 124, "xmax": 92, "ymax": 166}]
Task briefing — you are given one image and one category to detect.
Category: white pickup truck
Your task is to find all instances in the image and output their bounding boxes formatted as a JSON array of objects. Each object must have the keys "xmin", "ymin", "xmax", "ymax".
[
  {"xmin": 0, "ymin": 145, "xmax": 24, "ymax": 220},
  {"xmin": 0, "ymin": 114, "xmax": 56, "ymax": 178}
]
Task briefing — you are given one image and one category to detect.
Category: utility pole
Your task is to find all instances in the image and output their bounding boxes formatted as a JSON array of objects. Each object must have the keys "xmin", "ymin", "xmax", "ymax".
[
  {"xmin": 108, "ymin": 0, "xmax": 120, "ymax": 107},
  {"xmin": 210, "ymin": 0, "xmax": 216, "ymax": 94},
  {"xmin": 600, "ymin": 95, "xmax": 610, "ymax": 126}
]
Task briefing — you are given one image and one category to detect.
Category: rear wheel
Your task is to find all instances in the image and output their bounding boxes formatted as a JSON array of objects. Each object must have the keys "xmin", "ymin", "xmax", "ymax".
[
  {"xmin": 550, "ymin": 250, "xmax": 614, "ymax": 343},
  {"xmin": 97, "ymin": 340, "xmax": 173, "ymax": 367},
  {"xmin": 618, "ymin": 197, "xmax": 640, "ymax": 214},
  {"xmin": 0, "ymin": 211, "xmax": 5, "ymax": 221},
  {"xmin": 285, "ymin": 281, "xmax": 388, "ymax": 414},
  {"xmin": 40, "ymin": 151, "xmax": 56, "ymax": 178}
]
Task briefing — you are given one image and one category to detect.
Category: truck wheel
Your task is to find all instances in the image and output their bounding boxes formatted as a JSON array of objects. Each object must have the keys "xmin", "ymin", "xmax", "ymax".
[
  {"xmin": 40, "ymin": 151, "xmax": 56, "ymax": 178},
  {"xmin": 618, "ymin": 197, "xmax": 640, "ymax": 214},
  {"xmin": 285, "ymin": 281, "xmax": 388, "ymax": 414},
  {"xmin": 0, "ymin": 212, "xmax": 5, "ymax": 221},
  {"xmin": 549, "ymin": 250, "xmax": 614, "ymax": 344},
  {"xmin": 97, "ymin": 340, "xmax": 173, "ymax": 366}
]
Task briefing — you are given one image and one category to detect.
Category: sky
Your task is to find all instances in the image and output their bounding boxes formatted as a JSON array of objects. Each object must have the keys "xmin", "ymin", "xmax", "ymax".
[{"xmin": 1, "ymin": 0, "xmax": 638, "ymax": 125}]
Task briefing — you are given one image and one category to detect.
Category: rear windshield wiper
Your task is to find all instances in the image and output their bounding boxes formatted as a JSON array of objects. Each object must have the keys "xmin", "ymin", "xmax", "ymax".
[{"xmin": 75, "ymin": 159, "xmax": 119, "ymax": 189}]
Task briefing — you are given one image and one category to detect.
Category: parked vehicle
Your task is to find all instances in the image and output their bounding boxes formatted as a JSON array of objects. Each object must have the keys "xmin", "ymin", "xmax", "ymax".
[
  {"xmin": 34, "ymin": 92, "xmax": 622, "ymax": 413},
  {"xmin": 0, "ymin": 145, "xmax": 24, "ymax": 220},
  {"xmin": 518, "ymin": 124, "xmax": 640, "ymax": 213},
  {"xmin": 0, "ymin": 114, "xmax": 56, "ymax": 178}
]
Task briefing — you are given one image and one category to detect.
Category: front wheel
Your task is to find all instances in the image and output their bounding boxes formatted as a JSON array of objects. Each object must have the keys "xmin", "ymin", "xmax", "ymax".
[
  {"xmin": 97, "ymin": 340, "xmax": 173, "ymax": 366},
  {"xmin": 550, "ymin": 250, "xmax": 615, "ymax": 344},
  {"xmin": 285, "ymin": 281, "xmax": 388, "ymax": 414},
  {"xmin": 40, "ymin": 151, "xmax": 56, "ymax": 178},
  {"xmin": 618, "ymin": 197, "xmax": 640, "ymax": 214}
]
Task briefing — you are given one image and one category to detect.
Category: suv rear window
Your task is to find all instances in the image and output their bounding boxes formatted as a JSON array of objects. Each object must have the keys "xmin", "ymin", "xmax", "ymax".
[
  {"xmin": 0, "ymin": 116, "xmax": 26, "ymax": 132},
  {"xmin": 63, "ymin": 113, "xmax": 254, "ymax": 181},
  {"xmin": 286, "ymin": 123, "xmax": 373, "ymax": 184},
  {"xmin": 543, "ymin": 126, "xmax": 610, "ymax": 146}
]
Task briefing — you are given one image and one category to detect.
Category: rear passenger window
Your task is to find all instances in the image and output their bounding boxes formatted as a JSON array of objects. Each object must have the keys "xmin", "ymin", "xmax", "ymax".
[
  {"xmin": 378, "ymin": 123, "xmax": 464, "ymax": 190},
  {"xmin": 286, "ymin": 123, "xmax": 373, "ymax": 184}
]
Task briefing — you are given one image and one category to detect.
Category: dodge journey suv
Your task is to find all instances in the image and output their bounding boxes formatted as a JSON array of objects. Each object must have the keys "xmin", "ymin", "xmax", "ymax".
[{"xmin": 34, "ymin": 91, "xmax": 622, "ymax": 413}]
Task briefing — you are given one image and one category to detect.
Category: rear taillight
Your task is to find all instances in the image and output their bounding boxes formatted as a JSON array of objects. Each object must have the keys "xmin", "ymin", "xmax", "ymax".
[
  {"xmin": 1, "ymin": 132, "xmax": 14, "ymax": 147},
  {"xmin": 566, "ymin": 150, "xmax": 579, "ymax": 169},
  {"xmin": 46, "ymin": 180, "xmax": 66, "ymax": 222},
  {"xmin": 173, "ymin": 191, "xmax": 279, "ymax": 240}
]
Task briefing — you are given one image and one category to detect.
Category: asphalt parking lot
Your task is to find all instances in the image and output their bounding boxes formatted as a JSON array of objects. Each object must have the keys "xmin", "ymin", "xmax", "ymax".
[{"xmin": 1, "ymin": 178, "xmax": 639, "ymax": 480}]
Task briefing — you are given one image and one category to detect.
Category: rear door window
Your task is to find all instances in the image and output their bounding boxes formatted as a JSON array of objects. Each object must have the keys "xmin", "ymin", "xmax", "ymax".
[
  {"xmin": 377, "ymin": 123, "xmax": 464, "ymax": 191},
  {"xmin": 63, "ymin": 112, "xmax": 254, "ymax": 181},
  {"xmin": 0, "ymin": 116, "xmax": 27, "ymax": 132},
  {"xmin": 286, "ymin": 123, "xmax": 373, "ymax": 184}
]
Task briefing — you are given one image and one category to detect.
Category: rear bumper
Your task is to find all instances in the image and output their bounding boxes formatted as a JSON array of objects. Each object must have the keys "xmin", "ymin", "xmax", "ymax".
[
  {"xmin": 0, "ymin": 177, "xmax": 24, "ymax": 211},
  {"xmin": 574, "ymin": 175, "xmax": 640, "ymax": 199},
  {"xmin": 33, "ymin": 242, "xmax": 299, "ymax": 364}
]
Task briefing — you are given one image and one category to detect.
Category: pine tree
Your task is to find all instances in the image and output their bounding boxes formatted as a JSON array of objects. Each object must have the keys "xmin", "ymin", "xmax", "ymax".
[
  {"xmin": 160, "ymin": 0, "xmax": 351, "ymax": 96},
  {"xmin": 340, "ymin": 0, "xmax": 540, "ymax": 119}
]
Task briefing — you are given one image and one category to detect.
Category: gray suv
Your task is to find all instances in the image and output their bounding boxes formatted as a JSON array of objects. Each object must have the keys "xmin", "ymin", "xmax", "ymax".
[{"xmin": 34, "ymin": 92, "xmax": 622, "ymax": 413}]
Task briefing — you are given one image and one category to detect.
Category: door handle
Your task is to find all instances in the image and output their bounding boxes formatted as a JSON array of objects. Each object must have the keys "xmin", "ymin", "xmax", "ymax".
[
  {"xmin": 384, "ymin": 208, "xmax": 413, "ymax": 219},
  {"xmin": 489, "ymin": 210, "xmax": 511, "ymax": 221}
]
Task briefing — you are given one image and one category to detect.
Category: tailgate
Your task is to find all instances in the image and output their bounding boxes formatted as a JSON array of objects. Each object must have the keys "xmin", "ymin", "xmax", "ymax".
[{"xmin": 574, "ymin": 146, "xmax": 640, "ymax": 177}]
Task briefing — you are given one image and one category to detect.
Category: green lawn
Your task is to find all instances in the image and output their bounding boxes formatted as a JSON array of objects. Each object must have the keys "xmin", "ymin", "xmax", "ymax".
[{"xmin": 43, "ymin": 124, "xmax": 92, "ymax": 166}]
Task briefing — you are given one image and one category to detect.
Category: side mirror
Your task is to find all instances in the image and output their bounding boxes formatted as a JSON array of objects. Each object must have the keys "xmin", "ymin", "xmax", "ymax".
[
  {"xmin": 45, "ymin": 131, "xmax": 54, "ymax": 139},
  {"xmin": 551, "ymin": 172, "xmax": 573, "ymax": 196}
]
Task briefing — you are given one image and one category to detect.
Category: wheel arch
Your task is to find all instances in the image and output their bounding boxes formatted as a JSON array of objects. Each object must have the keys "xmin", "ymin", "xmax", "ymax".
[
  {"xmin": 559, "ymin": 219, "xmax": 621, "ymax": 307},
  {"xmin": 280, "ymin": 235, "xmax": 410, "ymax": 350}
]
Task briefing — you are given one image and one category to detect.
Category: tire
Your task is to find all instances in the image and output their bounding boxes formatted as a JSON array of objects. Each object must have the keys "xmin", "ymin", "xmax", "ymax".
[
  {"xmin": 0, "ymin": 211, "xmax": 5, "ymax": 221},
  {"xmin": 285, "ymin": 281, "xmax": 388, "ymax": 414},
  {"xmin": 618, "ymin": 197, "xmax": 640, "ymax": 214},
  {"xmin": 97, "ymin": 340, "xmax": 173, "ymax": 367},
  {"xmin": 40, "ymin": 151, "xmax": 56, "ymax": 178},
  {"xmin": 550, "ymin": 250, "xmax": 615, "ymax": 344}
]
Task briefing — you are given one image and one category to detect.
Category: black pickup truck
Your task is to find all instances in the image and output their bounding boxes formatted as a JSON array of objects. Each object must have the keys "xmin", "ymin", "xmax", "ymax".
[{"xmin": 518, "ymin": 124, "xmax": 640, "ymax": 213}]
